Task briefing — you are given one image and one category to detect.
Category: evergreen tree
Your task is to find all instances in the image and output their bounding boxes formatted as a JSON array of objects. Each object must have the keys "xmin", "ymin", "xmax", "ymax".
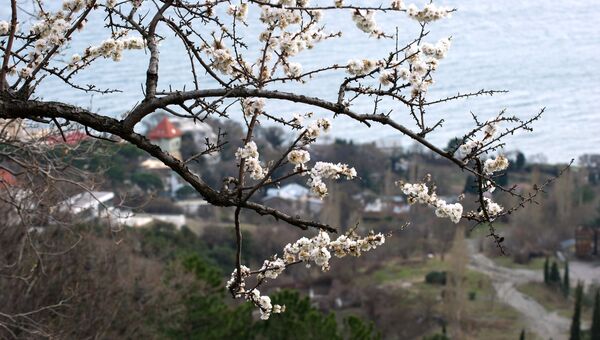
[
  {"xmin": 592, "ymin": 289, "xmax": 600, "ymax": 340},
  {"xmin": 570, "ymin": 282, "xmax": 584, "ymax": 340},
  {"xmin": 519, "ymin": 329, "xmax": 525, "ymax": 340},
  {"xmin": 515, "ymin": 152, "xmax": 526, "ymax": 170},
  {"xmin": 550, "ymin": 262, "xmax": 561, "ymax": 285},
  {"xmin": 544, "ymin": 257, "xmax": 549, "ymax": 284},
  {"xmin": 563, "ymin": 261, "xmax": 570, "ymax": 297}
]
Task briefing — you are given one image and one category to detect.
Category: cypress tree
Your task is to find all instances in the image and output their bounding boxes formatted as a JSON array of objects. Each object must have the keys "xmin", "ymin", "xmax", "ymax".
[
  {"xmin": 544, "ymin": 257, "xmax": 549, "ymax": 284},
  {"xmin": 592, "ymin": 289, "xmax": 600, "ymax": 340},
  {"xmin": 519, "ymin": 329, "xmax": 525, "ymax": 340},
  {"xmin": 570, "ymin": 282, "xmax": 583, "ymax": 340},
  {"xmin": 563, "ymin": 261, "xmax": 570, "ymax": 297},
  {"xmin": 550, "ymin": 262, "xmax": 561, "ymax": 285}
]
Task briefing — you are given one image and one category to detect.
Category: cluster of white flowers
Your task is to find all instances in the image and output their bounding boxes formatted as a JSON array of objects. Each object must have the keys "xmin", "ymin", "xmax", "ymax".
[
  {"xmin": 253, "ymin": 1, "xmax": 329, "ymax": 82},
  {"xmin": 458, "ymin": 122, "xmax": 499, "ymax": 158},
  {"xmin": 226, "ymin": 264, "xmax": 252, "ymax": 297},
  {"xmin": 458, "ymin": 140, "xmax": 480, "ymax": 157},
  {"xmin": 280, "ymin": 0, "xmax": 310, "ymax": 7},
  {"xmin": 283, "ymin": 62, "xmax": 302, "ymax": 78},
  {"xmin": 257, "ymin": 258, "xmax": 286, "ymax": 280},
  {"xmin": 351, "ymin": 10, "xmax": 381, "ymax": 35},
  {"xmin": 346, "ymin": 59, "xmax": 380, "ymax": 76},
  {"xmin": 390, "ymin": 0, "xmax": 405, "ymax": 10},
  {"xmin": 75, "ymin": 36, "xmax": 145, "ymax": 64},
  {"xmin": 225, "ymin": 266, "xmax": 285, "ymax": 320},
  {"xmin": 378, "ymin": 67, "xmax": 410, "ymax": 86},
  {"xmin": 302, "ymin": 118, "xmax": 331, "ymax": 142},
  {"xmin": 242, "ymin": 98, "xmax": 265, "ymax": 117},
  {"xmin": 276, "ymin": 30, "xmax": 327, "ymax": 57},
  {"xmin": 13, "ymin": 1, "xmax": 147, "ymax": 78},
  {"xmin": 105, "ymin": 0, "xmax": 143, "ymax": 8},
  {"xmin": 20, "ymin": 16, "xmax": 73, "ymax": 77},
  {"xmin": 206, "ymin": 44, "xmax": 235, "ymax": 75},
  {"xmin": 226, "ymin": 3, "xmax": 249, "ymax": 21},
  {"xmin": 260, "ymin": 6, "xmax": 302, "ymax": 29},
  {"xmin": 235, "ymin": 141, "xmax": 267, "ymax": 180},
  {"xmin": 420, "ymin": 37, "xmax": 451, "ymax": 60},
  {"xmin": 378, "ymin": 37, "xmax": 450, "ymax": 94},
  {"xmin": 0, "ymin": 21, "xmax": 10, "ymax": 35},
  {"xmin": 406, "ymin": 38, "xmax": 450, "ymax": 95},
  {"xmin": 480, "ymin": 197, "xmax": 503, "ymax": 219},
  {"xmin": 406, "ymin": 3, "xmax": 452, "ymax": 23},
  {"xmin": 308, "ymin": 161, "xmax": 357, "ymax": 198},
  {"xmin": 281, "ymin": 230, "xmax": 386, "ymax": 271},
  {"xmin": 62, "ymin": 0, "xmax": 92, "ymax": 11},
  {"xmin": 226, "ymin": 229, "xmax": 384, "ymax": 319},
  {"xmin": 247, "ymin": 289, "xmax": 286, "ymax": 320},
  {"xmin": 288, "ymin": 149, "xmax": 310, "ymax": 165},
  {"xmin": 290, "ymin": 111, "xmax": 313, "ymax": 127},
  {"xmin": 328, "ymin": 230, "xmax": 386, "ymax": 258},
  {"xmin": 400, "ymin": 182, "xmax": 463, "ymax": 223},
  {"xmin": 286, "ymin": 118, "xmax": 356, "ymax": 198},
  {"xmin": 484, "ymin": 122, "xmax": 498, "ymax": 139},
  {"xmin": 483, "ymin": 155, "xmax": 509, "ymax": 174}
]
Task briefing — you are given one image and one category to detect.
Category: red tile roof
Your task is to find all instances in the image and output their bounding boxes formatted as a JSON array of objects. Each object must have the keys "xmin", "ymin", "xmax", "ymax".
[
  {"xmin": 0, "ymin": 169, "xmax": 17, "ymax": 187},
  {"xmin": 46, "ymin": 131, "xmax": 89, "ymax": 145},
  {"xmin": 147, "ymin": 117, "xmax": 182, "ymax": 140}
]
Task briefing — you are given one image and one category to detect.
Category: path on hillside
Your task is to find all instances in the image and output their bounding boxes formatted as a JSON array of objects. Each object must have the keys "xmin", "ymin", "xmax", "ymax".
[{"xmin": 467, "ymin": 242, "xmax": 570, "ymax": 340}]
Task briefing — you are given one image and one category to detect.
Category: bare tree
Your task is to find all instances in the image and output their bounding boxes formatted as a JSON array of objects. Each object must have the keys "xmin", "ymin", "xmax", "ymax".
[{"xmin": 0, "ymin": 0, "xmax": 566, "ymax": 321}]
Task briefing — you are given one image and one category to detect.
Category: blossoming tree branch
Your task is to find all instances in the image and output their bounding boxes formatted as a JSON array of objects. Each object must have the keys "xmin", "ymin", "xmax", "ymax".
[{"xmin": 0, "ymin": 0, "xmax": 563, "ymax": 319}]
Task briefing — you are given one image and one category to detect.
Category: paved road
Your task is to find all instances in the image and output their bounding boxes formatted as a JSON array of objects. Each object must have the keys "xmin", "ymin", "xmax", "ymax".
[{"xmin": 468, "ymin": 242, "xmax": 570, "ymax": 340}]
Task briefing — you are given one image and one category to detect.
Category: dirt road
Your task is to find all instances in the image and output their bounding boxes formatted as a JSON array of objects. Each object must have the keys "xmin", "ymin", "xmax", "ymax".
[{"xmin": 468, "ymin": 242, "xmax": 570, "ymax": 340}]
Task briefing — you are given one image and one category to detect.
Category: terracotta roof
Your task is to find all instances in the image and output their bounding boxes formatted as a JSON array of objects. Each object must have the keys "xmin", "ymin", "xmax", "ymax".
[
  {"xmin": 0, "ymin": 169, "xmax": 17, "ymax": 187},
  {"xmin": 46, "ymin": 131, "xmax": 89, "ymax": 145},
  {"xmin": 148, "ymin": 117, "xmax": 182, "ymax": 140}
]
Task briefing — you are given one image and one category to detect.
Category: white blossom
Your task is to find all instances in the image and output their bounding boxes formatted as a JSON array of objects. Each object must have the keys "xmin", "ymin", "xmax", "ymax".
[
  {"xmin": 480, "ymin": 197, "xmax": 503, "ymax": 219},
  {"xmin": 346, "ymin": 59, "xmax": 379, "ymax": 76},
  {"xmin": 242, "ymin": 98, "xmax": 265, "ymax": 117},
  {"xmin": 379, "ymin": 71, "xmax": 393, "ymax": 86},
  {"xmin": 284, "ymin": 62, "xmax": 302, "ymax": 78},
  {"xmin": 288, "ymin": 149, "xmax": 310, "ymax": 165},
  {"xmin": 0, "ymin": 21, "xmax": 10, "ymax": 35},
  {"xmin": 483, "ymin": 155, "xmax": 509, "ymax": 174},
  {"xmin": 400, "ymin": 180, "xmax": 463, "ymax": 224},
  {"xmin": 235, "ymin": 141, "xmax": 267, "ymax": 180},
  {"xmin": 406, "ymin": 3, "xmax": 452, "ymax": 23},
  {"xmin": 484, "ymin": 122, "xmax": 498, "ymax": 139},
  {"xmin": 228, "ymin": 229, "xmax": 385, "ymax": 319},
  {"xmin": 352, "ymin": 10, "xmax": 379, "ymax": 35},
  {"xmin": 390, "ymin": 0, "xmax": 405, "ymax": 10},
  {"xmin": 227, "ymin": 3, "xmax": 249, "ymax": 21}
]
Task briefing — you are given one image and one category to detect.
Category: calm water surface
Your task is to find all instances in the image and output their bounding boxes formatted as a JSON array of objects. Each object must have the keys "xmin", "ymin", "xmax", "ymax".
[{"xmin": 4, "ymin": 1, "xmax": 599, "ymax": 163}]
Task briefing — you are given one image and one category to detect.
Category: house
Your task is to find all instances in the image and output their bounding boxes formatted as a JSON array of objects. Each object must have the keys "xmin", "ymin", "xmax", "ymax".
[
  {"xmin": 362, "ymin": 195, "xmax": 410, "ymax": 221},
  {"xmin": 147, "ymin": 117, "xmax": 182, "ymax": 159},
  {"xmin": 263, "ymin": 183, "xmax": 323, "ymax": 216},
  {"xmin": 170, "ymin": 116, "xmax": 219, "ymax": 163},
  {"xmin": 114, "ymin": 211, "xmax": 186, "ymax": 230},
  {"xmin": 575, "ymin": 226, "xmax": 599, "ymax": 258},
  {"xmin": 0, "ymin": 168, "xmax": 17, "ymax": 187},
  {"xmin": 139, "ymin": 158, "xmax": 186, "ymax": 197},
  {"xmin": 45, "ymin": 130, "xmax": 89, "ymax": 146},
  {"xmin": 58, "ymin": 191, "xmax": 115, "ymax": 220},
  {"xmin": 176, "ymin": 198, "xmax": 211, "ymax": 215}
]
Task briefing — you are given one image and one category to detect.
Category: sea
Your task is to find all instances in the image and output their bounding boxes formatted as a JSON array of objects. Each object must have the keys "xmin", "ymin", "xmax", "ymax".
[{"xmin": 3, "ymin": 0, "xmax": 599, "ymax": 164}]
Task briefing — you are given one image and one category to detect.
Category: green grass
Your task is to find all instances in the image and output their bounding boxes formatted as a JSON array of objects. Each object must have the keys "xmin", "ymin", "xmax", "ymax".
[
  {"xmin": 492, "ymin": 255, "xmax": 548, "ymax": 271},
  {"xmin": 371, "ymin": 258, "xmax": 448, "ymax": 283},
  {"xmin": 516, "ymin": 282, "xmax": 593, "ymax": 320},
  {"xmin": 371, "ymin": 257, "xmax": 530, "ymax": 339}
]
